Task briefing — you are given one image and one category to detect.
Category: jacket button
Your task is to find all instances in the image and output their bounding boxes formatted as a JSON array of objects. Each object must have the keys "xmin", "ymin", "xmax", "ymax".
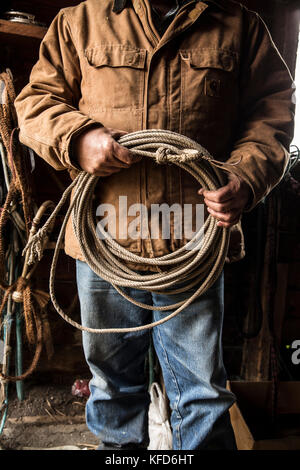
[{"xmin": 126, "ymin": 53, "xmax": 134, "ymax": 65}]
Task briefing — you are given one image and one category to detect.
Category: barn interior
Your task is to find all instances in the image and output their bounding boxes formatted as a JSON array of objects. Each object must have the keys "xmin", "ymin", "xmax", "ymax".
[{"xmin": 0, "ymin": 0, "xmax": 300, "ymax": 452}]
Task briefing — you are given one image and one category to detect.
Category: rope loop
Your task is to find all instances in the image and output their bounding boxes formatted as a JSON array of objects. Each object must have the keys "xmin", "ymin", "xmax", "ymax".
[{"xmin": 24, "ymin": 130, "xmax": 238, "ymax": 334}]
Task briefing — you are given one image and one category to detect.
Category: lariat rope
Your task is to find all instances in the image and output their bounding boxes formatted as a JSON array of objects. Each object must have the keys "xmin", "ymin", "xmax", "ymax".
[{"xmin": 23, "ymin": 129, "xmax": 241, "ymax": 334}]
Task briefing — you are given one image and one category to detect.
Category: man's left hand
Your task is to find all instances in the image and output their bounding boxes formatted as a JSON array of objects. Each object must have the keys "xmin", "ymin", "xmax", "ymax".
[{"xmin": 198, "ymin": 173, "xmax": 251, "ymax": 228}]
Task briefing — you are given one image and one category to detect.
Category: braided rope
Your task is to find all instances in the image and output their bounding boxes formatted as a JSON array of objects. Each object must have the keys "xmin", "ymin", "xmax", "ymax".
[{"xmin": 24, "ymin": 130, "xmax": 236, "ymax": 334}]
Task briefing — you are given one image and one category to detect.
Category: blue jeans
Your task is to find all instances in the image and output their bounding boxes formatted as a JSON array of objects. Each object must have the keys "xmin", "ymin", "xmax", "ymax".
[{"xmin": 76, "ymin": 259, "xmax": 237, "ymax": 450}]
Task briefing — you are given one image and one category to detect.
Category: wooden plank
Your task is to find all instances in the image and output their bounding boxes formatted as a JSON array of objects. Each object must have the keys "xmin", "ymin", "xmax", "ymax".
[
  {"xmin": 0, "ymin": 19, "xmax": 47, "ymax": 40},
  {"xmin": 7, "ymin": 414, "xmax": 85, "ymax": 426}
]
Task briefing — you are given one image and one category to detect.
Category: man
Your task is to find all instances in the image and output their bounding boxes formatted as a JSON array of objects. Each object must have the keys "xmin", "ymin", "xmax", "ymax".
[{"xmin": 15, "ymin": 0, "xmax": 294, "ymax": 450}]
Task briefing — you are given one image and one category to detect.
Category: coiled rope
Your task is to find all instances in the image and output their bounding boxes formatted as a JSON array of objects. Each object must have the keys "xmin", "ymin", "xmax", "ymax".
[{"xmin": 23, "ymin": 129, "xmax": 239, "ymax": 334}]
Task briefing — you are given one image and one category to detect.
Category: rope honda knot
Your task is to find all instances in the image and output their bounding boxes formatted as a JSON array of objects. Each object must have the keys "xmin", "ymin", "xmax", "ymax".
[
  {"xmin": 155, "ymin": 147, "xmax": 172, "ymax": 164},
  {"xmin": 155, "ymin": 147, "xmax": 205, "ymax": 165}
]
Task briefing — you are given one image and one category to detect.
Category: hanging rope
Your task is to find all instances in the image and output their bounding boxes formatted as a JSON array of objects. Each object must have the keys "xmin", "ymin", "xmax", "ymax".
[
  {"xmin": 0, "ymin": 199, "xmax": 56, "ymax": 384},
  {"xmin": 0, "ymin": 71, "xmax": 54, "ymax": 388},
  {"xmin": 23, "ymin": 129, "xmax": 242, "ymax": 334}
]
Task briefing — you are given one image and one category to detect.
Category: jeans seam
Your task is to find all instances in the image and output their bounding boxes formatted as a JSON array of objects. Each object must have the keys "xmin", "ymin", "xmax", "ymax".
[{"xmin": 155, "ymin": 325, "xmax": 183, "ymax": 450}]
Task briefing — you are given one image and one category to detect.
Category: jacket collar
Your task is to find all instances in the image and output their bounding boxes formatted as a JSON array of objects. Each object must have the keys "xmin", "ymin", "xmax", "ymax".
[{"xmin": 112, "ymin": 0, "xmax": 230, "ymax": 14}]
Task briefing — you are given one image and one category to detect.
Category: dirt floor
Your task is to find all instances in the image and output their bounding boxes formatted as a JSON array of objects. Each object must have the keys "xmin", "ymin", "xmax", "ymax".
[{"xmin": 0, "ymin": 381, "xmax": 99, "ymax": 450}]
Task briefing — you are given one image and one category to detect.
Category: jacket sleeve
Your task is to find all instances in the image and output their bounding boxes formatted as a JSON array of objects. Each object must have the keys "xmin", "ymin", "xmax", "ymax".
[
  {"xmin": 14, "ymin": 10, "xmax": 101, "ymax": 171},
  {"xmin": 227, "ymin": 10, "xmax": 296, "ymax": 211}
]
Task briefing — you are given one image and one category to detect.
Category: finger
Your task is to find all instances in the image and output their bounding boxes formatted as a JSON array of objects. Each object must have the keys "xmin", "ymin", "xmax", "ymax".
[
  {"xmin": 217, "ymin": 216, "xmax": 240, "ymax": 228},
  {"xmin": 198, "ymin": 185, "xmax": 235, "ymax": 203},
  {"xmin": 207, "ymin": 207, "xmax": 240, "ymax": 223},
  {"xmin": 130, "ymin": 153, "xmax": 143, "ymax": 163},
  {"xmin": 110, "ymin": 155, "xmax": 132, "ymax": 168},
  {"xmin": 112, "ymin": 141, "xmax": 134, "ymax": 165},
  {"xmin": 113, "ymin": 141, "xmax": 142, "ymax": 165},
  {"xmin": 203, "ymin": 198, "xmax": 236, "ymax": 213},
  {"xmin": 108, "ymin": 128, "xmax": 128, "ymax": 140}
]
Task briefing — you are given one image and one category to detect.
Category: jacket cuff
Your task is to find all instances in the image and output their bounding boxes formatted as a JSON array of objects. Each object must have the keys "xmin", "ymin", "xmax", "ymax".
[
  {"xmin": 224, "ymin": 154, "xmax": 257, "ymax": 212},
  {"xmin": 64, "ymin": 121, "xmax": 104, "ymax": 171}
]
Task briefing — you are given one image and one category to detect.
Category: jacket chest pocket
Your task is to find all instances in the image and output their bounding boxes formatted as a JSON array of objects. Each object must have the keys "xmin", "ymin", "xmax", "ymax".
[
  {"xmin": 83, "ymin": 45, "xmax": 147, "ymax": 111},
  {"xmin": 179, "ymin": 48, "xmax": 239, "ymax": 122}
]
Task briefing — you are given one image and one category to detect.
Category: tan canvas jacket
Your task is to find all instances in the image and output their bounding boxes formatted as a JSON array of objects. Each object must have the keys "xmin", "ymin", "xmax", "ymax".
[{"xmin": 14, "ymin": 0, "xmax": 295, "ymax": 266}]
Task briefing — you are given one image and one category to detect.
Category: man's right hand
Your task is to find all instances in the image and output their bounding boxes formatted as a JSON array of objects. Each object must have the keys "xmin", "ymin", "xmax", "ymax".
[{"xmin": 73, "ymin": 126, "xmax": 141, "ymax": 176}]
